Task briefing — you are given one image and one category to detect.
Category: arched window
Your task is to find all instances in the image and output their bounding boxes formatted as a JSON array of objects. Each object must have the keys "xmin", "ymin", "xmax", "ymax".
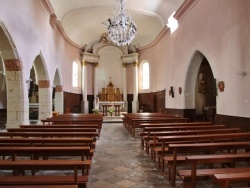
[
  {"xmin": 142, "ymin": 61, "xmax": 149, "ymax": 89},
  {"xmin": 72, "ymin": 61, "xmax": 79, "ymax": 87}
]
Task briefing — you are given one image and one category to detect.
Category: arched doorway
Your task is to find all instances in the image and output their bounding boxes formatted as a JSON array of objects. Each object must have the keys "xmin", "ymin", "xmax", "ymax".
[
  {"xmin": 28, "ymin": 66, "xmax": 39, "ymax": 123},
  {"xmin": 0, "ymin": 21, "xmax": 28, "ymax": 128},
  {"xmin": 33, "ymin": 54, "xmax": 51, "ymax": 122},
  {"xmin": 52, "ymin": 69, "xmax": 63, "ymax": 115},
  {"xmin": 185, "ymin": 51, "xmax": 217, "ymax": 122},
  {"xmin": 0, "ymin": 54, "xmax": 7, "ymax": 129}
]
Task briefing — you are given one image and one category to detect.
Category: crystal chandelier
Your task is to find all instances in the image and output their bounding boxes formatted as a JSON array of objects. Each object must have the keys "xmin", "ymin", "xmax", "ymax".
[{"xmin": 103, "ymin": 0, "xmax": 137, "ymax": 46}]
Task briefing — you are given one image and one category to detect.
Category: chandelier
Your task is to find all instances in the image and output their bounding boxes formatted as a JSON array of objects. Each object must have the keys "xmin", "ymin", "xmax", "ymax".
[{"xmin": 102, "ymin": 0, "xmax": 137, "ymax": 46}]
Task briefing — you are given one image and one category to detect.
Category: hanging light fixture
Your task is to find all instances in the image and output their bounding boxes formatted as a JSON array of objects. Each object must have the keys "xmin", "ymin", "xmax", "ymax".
[{"xmin": 102, "ymin": 0, "xmax": 137, "ymax": 46}]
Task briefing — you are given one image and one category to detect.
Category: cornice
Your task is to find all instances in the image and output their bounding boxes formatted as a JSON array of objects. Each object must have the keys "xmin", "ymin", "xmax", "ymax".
[
  {"xmin": 82, "ymin": 52, "xmax": 100, "ymax": 63},
  {"xmin": 39, "ymin": 0, "xmax": 55, "ymax": 15},
  {"xmin": 61, "ymin": 6, "xmax": 165, "ymax": 27},
  {"xmin": 55, "ymin": 22, "xmax": 82, "ymax": 49},
  {"xmin": 174, "ymin": 0, "xmax": 199, "ymax": 20},
  {"xmin": 121, "ymin": 53, "xmax": 140, "ymax": 64},
  {"xmin": 40, "ymin": 0, "xmax": 82, "ymax": 50}
]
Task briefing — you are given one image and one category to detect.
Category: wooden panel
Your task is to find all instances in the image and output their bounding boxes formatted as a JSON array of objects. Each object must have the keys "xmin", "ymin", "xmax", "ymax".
[{"xmin": 63, "ymin": 92, "xmax": 82, "ymax": 113}]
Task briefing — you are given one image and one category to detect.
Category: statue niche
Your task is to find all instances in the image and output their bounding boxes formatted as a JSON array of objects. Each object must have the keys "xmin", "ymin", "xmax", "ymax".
[{"xmin": 98, "ymin": 78, "xmax": 123, "ymax": 102}]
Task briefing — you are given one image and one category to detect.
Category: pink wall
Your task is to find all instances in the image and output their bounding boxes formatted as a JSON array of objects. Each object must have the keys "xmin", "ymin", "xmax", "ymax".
[
  {"xmin": 0, "ymin": 0, "xmax": 82, "ymax": 96},
  {"xmin": 0, "ymin": 0, "xmax": 249, "ymax": 118},
  {"xmin": 138, "ymin": 0, "xmax": 250, "ymax": 118}
]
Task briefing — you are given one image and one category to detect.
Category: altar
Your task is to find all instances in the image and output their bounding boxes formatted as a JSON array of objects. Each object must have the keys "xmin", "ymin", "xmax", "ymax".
[
  {"xmin": 97, "ymin": 78, "xmax": 124, "ymax": 116},
  {"xmin": 99, "ymin": 101, "xmax": 124, "ymax": 116}
]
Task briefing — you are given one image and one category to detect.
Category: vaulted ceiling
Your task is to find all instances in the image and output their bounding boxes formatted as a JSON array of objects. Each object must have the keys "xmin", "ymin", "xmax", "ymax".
[{"xmin": 48, "ymin": 0, "xmax": 185, "ymax": 49}]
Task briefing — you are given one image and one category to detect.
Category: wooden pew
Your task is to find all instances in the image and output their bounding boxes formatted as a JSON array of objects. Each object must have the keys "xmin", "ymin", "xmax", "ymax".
[
  {"xmin": 0, "ymin": 160, "xmax": 88, "ymax": 188},
  {"xmin": 0, "ymin": 137, "xmax": 95, "ymax": 148},
  {"xmin": 0, "ymin": 186, "xmax": 78, "ymax": 188},
  {"xmin": 122, "ymin": 113, "xmax": 178, "ymax": 128},
  {"xmin": 177, "ymin": 153, "xmax": 250, "ymax": 188},
  {"xmin": 152, "ymin": 132, "xmax": 250, "ymax": 172},
  {"xmin": 7, "ymin": 128, "xmax": 97, "ymax": 133},
  {"xmin": 19, "ymin": 124, "xmax": 101, "ymax": 137},
  {"xmin": 140, "ymin": 121, "xmax": 213, "ymax": 132},
  {"xmin": 145, "ymin": 127, "xmax": 239, "ymax": 156},
  {"xmin": 42, "ymin": 117, "xmax": 103, "ymax": 126},
  {"xmin": 165, "ymin": 141, "xmax": 250, "ymax": 186},
  {"xmin": 139, "ymin": 124, "xmax": 225, "ymax": 150},
  {"xmin": 213, "ymin": 172, "xmax": 250, "ymax": 188},
  {"xmin": 0, "ymin": 146, "xmax": 92, "ymax": 175},
  {"xmin": 0, "ymin": 146, "xmax": 91, "ymax": 160},
  {"xmin": 128, "ymin": 117, "xmax": 189, "ymax": 137},
  {"xmin": 0, "ymin": 186, "xmax": 77, "ymax": 188},
  {"xmin": 0, "ymin": 132, "xmax": 98, "ymax": 139}
]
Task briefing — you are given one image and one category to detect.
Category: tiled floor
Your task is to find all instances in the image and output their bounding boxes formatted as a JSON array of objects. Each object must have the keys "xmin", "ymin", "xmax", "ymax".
[{"xmin": 88, "ymin": 122, "xmax": 173, "ymax": 188}]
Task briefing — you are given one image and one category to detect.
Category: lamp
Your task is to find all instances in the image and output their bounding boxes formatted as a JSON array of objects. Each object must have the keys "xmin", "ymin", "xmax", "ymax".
[{"xmin": 102, "ymin": 0, "xmax": 137, "ymax": 46}]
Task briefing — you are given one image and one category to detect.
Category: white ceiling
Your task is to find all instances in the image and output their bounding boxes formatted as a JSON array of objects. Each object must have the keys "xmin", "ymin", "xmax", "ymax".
[{"xmin": 49, "ymin": 0, "xmax": 185, "ymax": 49}]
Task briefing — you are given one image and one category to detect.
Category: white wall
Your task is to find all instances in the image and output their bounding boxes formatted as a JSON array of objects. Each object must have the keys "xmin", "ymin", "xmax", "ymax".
[
  {"xmin": 97, "ymin": 46, "xmax": 124, "ymax": 93},
  {"xmin": 139, "ymin": 0, "xmax": 250, "ymax": 118}
]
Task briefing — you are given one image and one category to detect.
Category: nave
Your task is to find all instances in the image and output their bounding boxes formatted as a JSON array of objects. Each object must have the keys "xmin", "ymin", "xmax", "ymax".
[{"xmin": 88, "ymin": 123, "xmax": 212, "ymax": 188}]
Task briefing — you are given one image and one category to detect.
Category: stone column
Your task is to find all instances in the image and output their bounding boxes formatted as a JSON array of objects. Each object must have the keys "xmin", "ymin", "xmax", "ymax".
[
  {"xmin": 132, "ymin": 62, "xmax": 139, "ymax": 113},
  {"xmin": 81, "ymin": 60, "xmax": 89, "ymax": 114},
  {"xmin": 4, "ymin": 59, "xmax": 29, "ymax": 128},
  {"xmin": 93, "ymin": 63, "xmax": 98, "ymax": 108},
  {"xmin": 38, "ymin": 80, "xmax": 51, "ymax": 121},
  {"xmin": 54, "ymin": 85, "xmax": 63, "ymax": 114},
  {"xmin": 122, "ymin": 63, "xmax": 128, "ymax": 112}
]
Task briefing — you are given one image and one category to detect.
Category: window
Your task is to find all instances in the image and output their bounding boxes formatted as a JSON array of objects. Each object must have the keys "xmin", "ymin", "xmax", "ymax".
[
  {"xmin": 142, "ymin": 61, "xmax": 149, "ymax": 89},
  {"xmin": 167, "ymin": 11, "xmax": 178, "ymax": 33},
  {"xmin": 72, "ymin": 61, "xmax": 79, "ymax": 87}
]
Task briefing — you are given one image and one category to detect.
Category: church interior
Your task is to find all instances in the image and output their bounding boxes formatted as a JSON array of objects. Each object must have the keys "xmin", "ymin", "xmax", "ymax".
[{"xmin": 0, "ymin": 0, "xmax": 250, "ymax": 187}]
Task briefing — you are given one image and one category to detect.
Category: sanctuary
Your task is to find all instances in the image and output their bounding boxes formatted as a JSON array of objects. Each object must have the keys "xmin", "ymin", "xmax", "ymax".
[{"xmin": 98, "ymin": 78, "xmax": 124, "ymax": 116}]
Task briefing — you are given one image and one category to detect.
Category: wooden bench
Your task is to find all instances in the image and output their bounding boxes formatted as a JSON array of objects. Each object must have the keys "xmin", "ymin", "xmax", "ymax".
[
  {"xmin": 0, "ymin": 160, "xmax": 88, "ymax": 188},
  {"xmin": 7, "ymin": 128, "xmax": 97, "ymax": 133},
  {"xmin": 0, "ymin": 146, "xmax": 91, "ymax": 159},
  {"xmin": 140, "ymin": 125, "xmax": 226, "ymax": 151},
  {"xmin": 128, "ymin": 117, "xmax": 189, "ymax": 137},
  {"xmin": 0, "ymin": 137, "xmax": 95, "ymax": 148},
  {"xmin": 165, "ymin": 141, "xmax": 250, "ymax": 186},
  {"xmin": 0, "ymin": 146, "xmax": 92, "ymax": 175},
  {"xmin": 213, "ymin": 172, "xmax": 250, "ymax": 188},
  {"xmin": 42, "ymin": 117, "xmax": 103, "ymax": 126},
  {"xmin": 0, "ymin": 185, "xmax": 78, "ymax": 188},
  {"xmin": 177, "ymin": 153, "xmax": 250, "ymax": 188},
  {"xmin": 150, "ymin": 128, "xmax": 241, "ymax": 161},
  {"xmin": 122, "ymin": 113, "xmax": 177, "ymax": 128},
  {"xmin": 19, "ymin": 124, "xmax": 101, "ymax": 137},
  {"xmin": 140, "ymin": 121, "xmax": 213, "ymax": 132},
  {"xmin": 0, "ymin": 132, "xmax": 98, "ymax": 139},
  {"xmin": 153, "ymin": 132, "xmax": 250, "ymax": 161}
]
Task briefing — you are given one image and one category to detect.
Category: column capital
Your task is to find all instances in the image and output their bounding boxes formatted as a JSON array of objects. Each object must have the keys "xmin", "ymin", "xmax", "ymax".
[
  {"xmin": 82, "ymin": 60, "xmax": 88, "ymax": 66},
  {"xmin": 4, "ymin": 59, "xmax": 22, "ymax": 71},
  {"xmin": 94, "ymin": 62, "xmax": 99, "ymax": 67},
  {"xmin": 133, "ymin": 62, "xmax": 139, "ymax": 67},
  {"xmin": 38, "ymin": 80, "xmax": 50, "ymax": 88},
  {"xmin": 122, "ymin": 63, "xmax": 127, "ymax": 68}
]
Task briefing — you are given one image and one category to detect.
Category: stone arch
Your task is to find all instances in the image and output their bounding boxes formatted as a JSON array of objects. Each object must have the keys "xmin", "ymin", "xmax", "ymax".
[
  {"xmin": 52, "ymin": 68, "xmax": 64, "ymax": 114},
  {"xmin": 184, "ymin": 50, "xmax": 216, "ymax": 121},
  {"xmin": 0, "ymin": 20, "xmax": 28, "ymax": 128},
  {"xmin": 33, "ymin": 52, "xmax": 51, "ymax": 122}
]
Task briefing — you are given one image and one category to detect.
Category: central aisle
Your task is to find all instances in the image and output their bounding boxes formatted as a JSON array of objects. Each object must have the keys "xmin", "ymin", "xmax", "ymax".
[{"xmin": 88, "ymin": 123, "xmax": 170, "ymax": 188}]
